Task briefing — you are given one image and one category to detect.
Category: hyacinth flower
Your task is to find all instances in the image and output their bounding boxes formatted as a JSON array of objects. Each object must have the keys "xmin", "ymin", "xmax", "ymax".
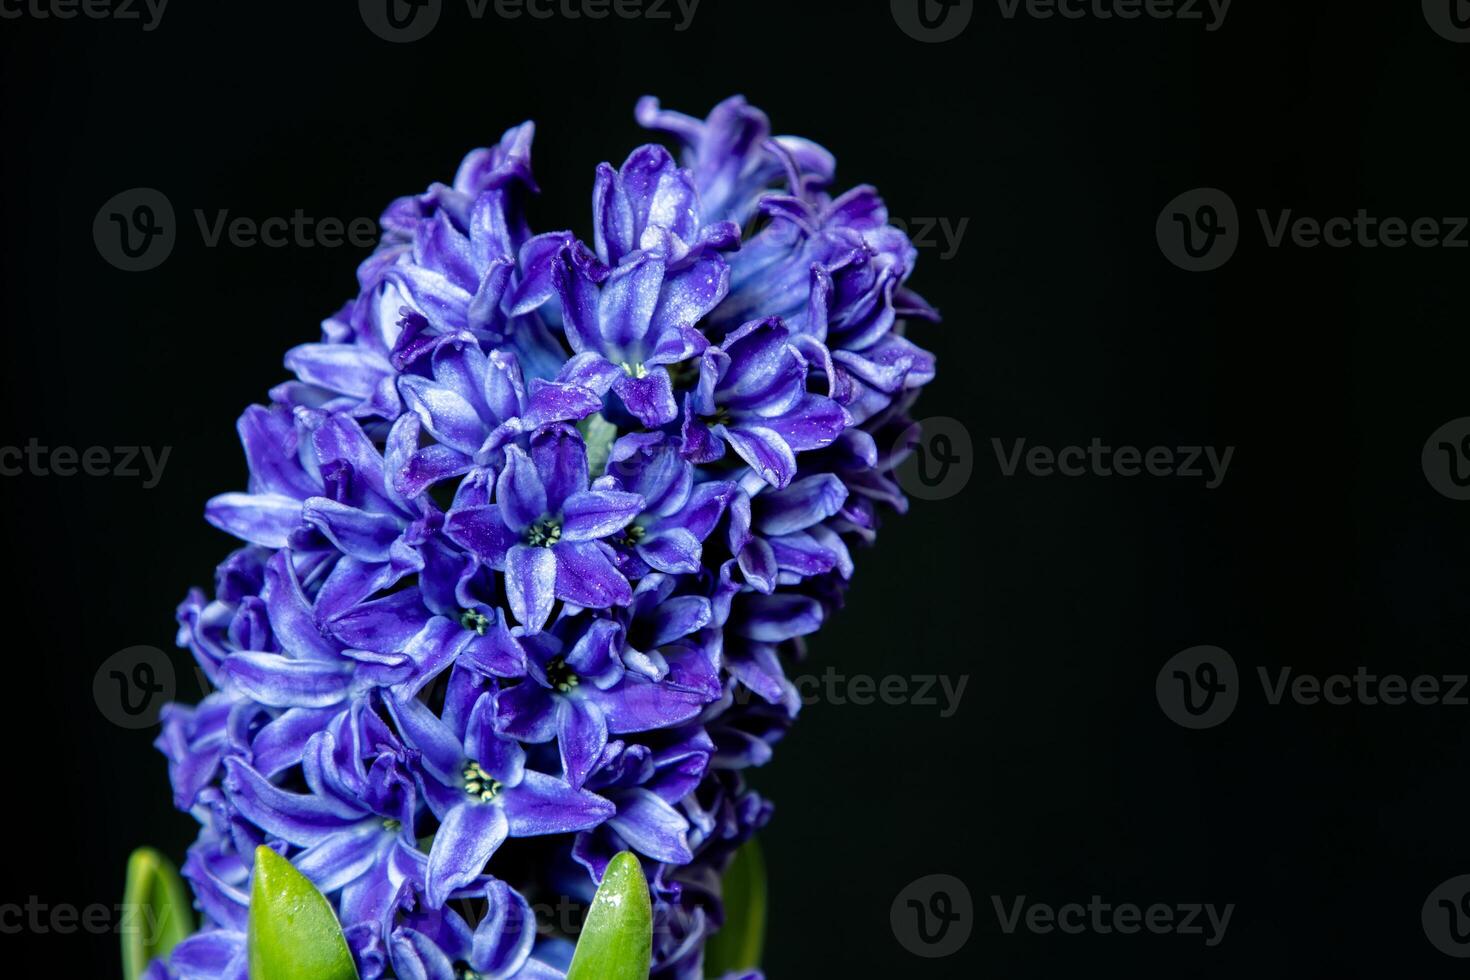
[
  {"xmin": 602, "ymin": 433, "xmax": 738, "ymax": 580},
  {"xmin": 445, "ymin": 424, "xmax": 644, "ymax": 632},
  {"xmin": 221, "ymin": 708, "xmax": 427, "ymax": 925},
  {"xmin": 634, "ymin": 95, "xmax": 834, "ymax": 228},
  {"xmin": 680, "ymin": 316, "xmax": 848, "ymax": 489},
  {"xmin": 130, "ymin": 94, "xmax": 938, "ymax": 980},
  {"xmin": 729, "ymin": 473, "xmax": 852, "ymax": 588},
  {"xmin": 540, "ymin": 240, "xmax": 728, "ymax": 429},
  {"xmin": 386, "ymin": 878, "xmax": 553, "ymax": 980},
  {"xmin": 609, "ymin": 573, "xmax": 717, "ymax": 682},
  {"xmin": 571, "ymin": 729, "xmax": 714, "ymax": 877},
  {"xmin": 498, "ymin": 612, "xmax": 718, "ymax": 790},
  {"xmin": 273, "ymin": 122, "xmax": 543, "ymax": 420},
  {"xmin": 387, "ymin": 687, "xmax": 614, "ymax": 907}
]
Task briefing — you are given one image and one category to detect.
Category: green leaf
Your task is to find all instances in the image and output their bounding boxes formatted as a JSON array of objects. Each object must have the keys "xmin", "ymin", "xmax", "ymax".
[
  {"xmin": 121, "ymin": 847, "xmax": 195, "ymax": 980},
  {"xmin": 577, "ymin": 413, "xmax": 619, "ymax": 478},
  {"xmin": 703, "ymin": 837, "xmax": 767, "ymax": 974},
  {"xmin": 567, "ymin": 851, "xmax": 653, "ymax": 980},
  {"xmin": 247, "ymin": 846, "xmax": 359, "ymax": 980}
]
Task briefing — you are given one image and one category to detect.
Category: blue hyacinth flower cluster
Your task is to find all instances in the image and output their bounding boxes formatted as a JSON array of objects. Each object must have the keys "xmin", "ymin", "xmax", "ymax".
[{"xmin": 151, "ymin": 95, "xmax": 938, "ymax": 979}]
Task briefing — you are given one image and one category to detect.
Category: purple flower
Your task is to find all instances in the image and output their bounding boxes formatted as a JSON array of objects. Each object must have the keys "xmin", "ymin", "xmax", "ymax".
[
  {"xmin": 544, "ymin": 245, "xmax": 726, "ymax": 429},
  {"xmin": 635, "ymin": 95, "xmax": 834, "ymax": 228},
  {"xmin": 497, "ymin": 612, "xmax": 717, "ymax": 790},
  {"xmin": 444, "ymin": 424, "xmax": 643, "ymax": 632},
  {"xmin": 603, "ymin": 433, "xmax": 738, "ymax": 580},
  {"xmin": 387, "ymin": 879, "xmax": 553, "ymax": 980},
  {"xmin": 221, "ymin": 704, "xmax": 427, "ymax": 926},
  {"xmin": 388, "ymin": 686, "xmax": 614, "ymax": 907},
  {"xmin": 680, "ymin": 317, "xmax": 848, "ymax": 488},
  {"xmin": 572, "ymin": 729, "xmax": 712, "ymax": 877}
]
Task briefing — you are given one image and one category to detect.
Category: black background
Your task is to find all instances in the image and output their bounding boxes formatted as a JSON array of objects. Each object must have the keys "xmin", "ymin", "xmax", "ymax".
[{"xmin": 3, "ymin": 1, "xmax": 1470, "ymax": 976}]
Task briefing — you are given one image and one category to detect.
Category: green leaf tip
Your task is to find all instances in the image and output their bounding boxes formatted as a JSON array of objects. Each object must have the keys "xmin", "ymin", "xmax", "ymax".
[
  {"xmin": 703, "ymin": 837, "xmax": 767, "ymax": 973},
  {"xmin": 247, "ymin": 845, "xmax": 359, "ymax": 980},
  {"xmin": 121, "ymin": 846, "xmax": 195, "ymax": 980},
  {"xmin": 567, "ymin": 850, "xmax": 653, "ymax": 980}
]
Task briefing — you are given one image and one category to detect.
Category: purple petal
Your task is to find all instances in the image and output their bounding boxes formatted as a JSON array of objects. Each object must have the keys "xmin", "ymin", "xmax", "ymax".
[
  {"xmin": 598, "ymin": 254, "xmax": 664, "ymax": 352},
  {"xmin": 426, "ymin": 803, "xmax": 508, "ymax": 907},
  {"xmin": 264, "ymin": 551, "xmax": 340, "ymax": 662},
  {"xmin": 770, "ymin": 531, "xmax": 839, "ymax": 578},
  {"xmin": 327, "ymin": 588, "xmax": 428, "ymax": 652},
  {"xmin": 221, "ymin": 653, "xmax": 350, "ymax": 709},
  {"xmin": 530, "ymin": 425, "xmax": 588, "ymax": 514},
  {"xmin": 501, "ymin": 771, "xmax": 614, "ymax": 837},
  {"xmin": 636, "ymin": 526, "xmax": 702, "ymax": 575},
  {"xmin": 495, "ymin": 680, "xmax": 559, "ymax": 743},
  {"xmin": 649, "ymin": 254, "xmax": 729, "ymax": 335},
  {"xmin": 496, "ymin": 446, "xmax": 547, "ymax": 531},
  {"xmin": 293, "ymin": 823, "xmax": 388, "ymax": 893},
  {"xmin": 755, "ymin": 473, "xmax": 848, "ymax": 535},
  {"xmin": 524, "ymin": 380, "xmax": 604, "ymax": 427},
  {"xmin": 662, "ymin": 479, "xmax": 736, "ymax": 541},
  {"xmin": 444, "ymin": 505, "xmax": 518, "ymax": 568},
  {"xmin": 459, "ymin": 620, "xmax": 527, "ymax": 678},
  {"xmin": 588, "ymin": 675, "xmax": 709, "ymax": 734},
  {"xmin": 235, "ymin": 405, "xmax": 317, "ymax": 499},
  {"xmin": 398, "ymin": 376, "xmax": 487, "ymax": 457},
  {"xmin": 719, "ymin": 319, "xmax": 805, "ymax": 415},
  {"xmin": 302, "ymin": 497, "xmax": 403, "ymax": 563},
  {"xmin": 737, "ymin": 593, "xmax": 825, "ymax": 642},
  {"xmin": 385, "ymin": 694, "xmax": 465, "ymax": 784},
  {"xmin": 722, "ymin": 424, "xmax": 797, "ymax": 488},
  {"xmin": 560, "ymin": 490, "xmax": 644, "ymax": 543},
  {"xmin": 222, "ymin": 758, "xmax": 360, "ymax": 845},
  {"xmin": 506, "ymin": 545, "xmax": 557, "ymax": 632},
  {"xmin": 205, "ymin": 493, "xmax": 302, "ymax": 548},
  {"xmin": 612, "ymin": 369, "xmax": 677, "ymax": 427},
  {"xmin": 551, "ymin": 542, "xmax": 631, "ymax": 609},
  {"xmin": 556, "ymin": 697, "xmax": 608, "ymax": 791},
  {"xmin": 284, "ymin": 344, "xmax": 393, "ymax": 400},
  {"xmin": 767, "ymin": 393, "xmax": 847, "ymax": 452},
  {"xmin": 470, "ymin": 879, "xmax": 537, "ymax": 976},
  {"xmin": 465, "ymin": 692, "xmax": 528, "ymax": 785},
  {"xmin": 608, "ymin": 788, "xmax": 692, "ymax": 864},
  {"xmin": 649, "ymin": 596, "xmax": 711, "ymax": 646}
]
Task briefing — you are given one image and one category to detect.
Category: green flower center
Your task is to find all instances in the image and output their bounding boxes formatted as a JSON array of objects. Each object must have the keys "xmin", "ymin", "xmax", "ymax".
[
  {"xmin": 526, "ymin": 517, "xmax": 562, "ymax": 548},
  {"xmin": 462, "ymin": 762, "xmax": 502, "ymax": 803},
  {"xmin": 459, "ymin": 609, "xmax": 490, "ymax": 635},
  {"xmin": 620, "ymin": 360, "xmax": 649, "ymax": 379},
  {"xmin": 615, "ymin": 523, "xmax": 647, "ymax": 549},
  {"xmin": 705, "ymin": 406, "xmax": 733, "ymax": 427},
  {"xmin": 546, "ymin": 656, "xmax": 580, "ymax": 694}
]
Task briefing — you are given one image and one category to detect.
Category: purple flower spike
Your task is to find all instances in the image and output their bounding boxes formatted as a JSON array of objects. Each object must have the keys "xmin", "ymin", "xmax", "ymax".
[{"xmin": 153, "ymin": 94, "xmax": 937, "ymax": 980}]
